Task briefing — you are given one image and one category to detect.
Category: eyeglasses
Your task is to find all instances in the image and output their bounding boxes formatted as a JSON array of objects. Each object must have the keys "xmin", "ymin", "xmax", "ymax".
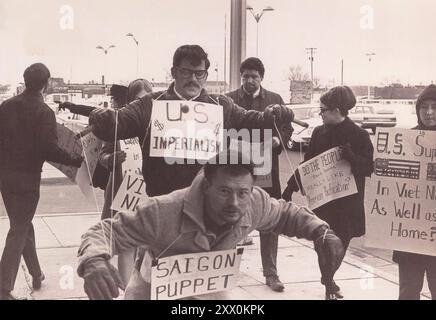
[{"xmin": 176, "ymin": 67, "xmax": 208, "ymax": 80}]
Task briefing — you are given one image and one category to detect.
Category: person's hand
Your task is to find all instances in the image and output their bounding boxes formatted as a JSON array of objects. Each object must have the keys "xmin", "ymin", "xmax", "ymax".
[
  {"xmin": 340, "ymin": 143, "xmax": 355, "ymax": 162},
  {"xmin": 314, "ymin": 229, "xmax": 344, "ymax": 282},
  {"xmin": 71, "ymin": 155, "xmax": 84, "ymax": 168},
  {"xmin": 108, "ymin": 151, "xmax": 127, "ymax": 166},
  {"xmin": 58, "ymin": 102, "xmax": 75, "ymax": 112},
  {"xmin": 264, "ymin": 104, "xmax": 295, "ymax": 125},
  {"xmin": 82, "ymin": 257, "xmax": 125, "ymax": 300}
]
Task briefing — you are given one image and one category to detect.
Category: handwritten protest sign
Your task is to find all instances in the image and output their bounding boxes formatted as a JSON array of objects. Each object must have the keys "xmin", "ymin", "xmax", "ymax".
[
  {"xmin": 228, "ymin": 139, "xmax": 272, "ymax": 188},
  {"xmin": 150, "ymin": 100, "xmax": 223, "ymax": 160},
  {"xmin": 365, "ymin": 128, "xmax": 436, "ymax": 256},
  {"xmin": 111, "ymin": 173, "xmax": 148, "ymax": 214},
  {"xmin": 297, "ymin": 146, "xmax": 358, "ymax": 210},
  {"xmin": 143, "ymin": 248, "xmax": 243, "ymax": 300},
  {"xmin": 48, "ymin": 123, "xmax": 102, "ymax": 202},
  {"xmin": 120, "ymin": 138, "xmax": 142, "ymax": 177}
]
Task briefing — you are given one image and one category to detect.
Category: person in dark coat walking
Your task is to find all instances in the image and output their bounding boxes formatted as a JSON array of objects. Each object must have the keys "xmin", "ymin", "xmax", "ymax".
[
  {"xmin": 226, "ymin": 57, "xmax": 292, "ymax": 292},
  {"xmin": 0, "ymin": 63, "xmax": 83, "ymax": 300},
  {"xmin": 283, "ymin": 86, "xmax": 374, "ymax": 299},
  {"xmin": 392, "ymin": 84, "xmax": 436, "ymax": 300}
]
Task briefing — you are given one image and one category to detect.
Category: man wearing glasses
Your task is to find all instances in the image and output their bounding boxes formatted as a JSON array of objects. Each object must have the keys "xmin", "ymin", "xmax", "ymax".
[{"xmin": 88, "ymin": 45, "xmax": 295, "ymax": 198}]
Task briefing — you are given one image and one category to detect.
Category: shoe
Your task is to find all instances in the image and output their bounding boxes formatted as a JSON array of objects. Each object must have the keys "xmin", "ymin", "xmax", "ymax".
[
  {"xmin": 265, "ymin": 275, "xmax": 285, "ymax": 292},
  {"xmin": 32, "ymin": 273, "xmax": 45, "ymax": 290},
  {"xmin": 331, "ymin": 281, "xmax": 344, "ymax": 299},
  {"xmin": 237, "ymin": 236, "xmax": 254, "ymax": 246},
  {"xmin": 0, "ymin": 290, "xmax": 27, "ymax": 300}
]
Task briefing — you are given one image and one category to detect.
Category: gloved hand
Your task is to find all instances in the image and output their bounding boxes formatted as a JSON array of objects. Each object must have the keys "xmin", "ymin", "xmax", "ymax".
[
  {"xmin": 340, "ymin": 143, "xmax": 355, "ymax": 162},
  {"xmin": 82, "ymin": 257, "xmax": 125, "ymax": 300},
  {"xmin": 58, "ymin": 102, "xmax": 75, "ymax": 112},
  {"xmin": 313, "ymin": 228, "xmax": 344, "ymax": 284},
  {"xmin": 107, "ymin": 151, "xmax": 127, "ymax": 169},
  {"xmin": 71, "ymin": 155, "xmax": 84, "ymax": 168},
  {"xmin": 264, "ymin": 104, "xmax": 295, "ymax": 125}
]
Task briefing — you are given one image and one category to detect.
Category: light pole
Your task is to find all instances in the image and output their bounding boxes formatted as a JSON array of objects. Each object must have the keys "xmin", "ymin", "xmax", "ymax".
[
  {"xmin": 96, "ymin": 45, "xmax": 116, "ymax": 85},
  {"xmin": 366, "ymin": 52, "xmax": 376, "ymax": 98},
  {"xmin": 306, "ymin": 47, "xmax": 317, "ymax": 100},
  {"xmin": 246, "ymin": 5, "xmax": 274, "ymax": 57},
  {"xmin": 126, "ymin": 33, "xmax": 139, "ymax": 77}
]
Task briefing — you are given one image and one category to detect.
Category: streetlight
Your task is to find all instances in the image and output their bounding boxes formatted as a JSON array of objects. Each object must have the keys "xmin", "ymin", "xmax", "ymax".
[
  {"xmin": 366, "ymin": 52, "xmax": 376, "ymax": 98},
  {"xmin": 96, "ymin": 45, "xmax": 116, "ymax": 85},
  {"xmin": 246, "ymin": 5, "xmax": 274, "ymax": 56},
  {"xmin": 126, "ymin": 33, "xmax": 139, "ymax": 77}
]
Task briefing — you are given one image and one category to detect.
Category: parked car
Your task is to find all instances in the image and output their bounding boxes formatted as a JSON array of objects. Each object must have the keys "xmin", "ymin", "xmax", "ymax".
[
  {"xmin": 285, "ymin": 105, "xmax": 322, "ymax": 150},
  {"xmin": 349, "ymin": 104, "xmax": 396, "ymax": 133}
]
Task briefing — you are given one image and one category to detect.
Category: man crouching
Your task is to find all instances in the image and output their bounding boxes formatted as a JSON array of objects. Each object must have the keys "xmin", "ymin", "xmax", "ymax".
[{"xmin": 76, "ymin": 151, "xmax": 344, "ymax": 300}]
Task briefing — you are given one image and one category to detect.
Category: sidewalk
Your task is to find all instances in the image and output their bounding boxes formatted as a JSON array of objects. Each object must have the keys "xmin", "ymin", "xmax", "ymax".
[{"xmin": 1, "ymin": 212, "xmax": 432, "ymax": 300}]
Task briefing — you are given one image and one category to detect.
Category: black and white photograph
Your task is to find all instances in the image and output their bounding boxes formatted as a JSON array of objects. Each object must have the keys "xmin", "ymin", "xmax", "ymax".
[{"xmin": 0, "ymin": 0, "xmax": 435, "ymax": 307}]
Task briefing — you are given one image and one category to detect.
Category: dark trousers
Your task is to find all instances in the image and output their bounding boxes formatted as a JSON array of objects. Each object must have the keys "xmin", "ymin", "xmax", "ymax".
[
  {"xmin": 398, "ymin": 261, "xmax": 436, "ymax": 300},
  {"xmin": 0, "ymin": 171, "xmax": 42, "ymax": 292},
  {"xmin": 260, "ymin": 232, "xmax": 278, "ymax": 277}
]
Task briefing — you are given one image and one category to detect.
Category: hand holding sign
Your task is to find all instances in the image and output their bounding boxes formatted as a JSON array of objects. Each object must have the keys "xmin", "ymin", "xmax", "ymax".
[{"xmin": 107, "ymin": 151, "xmax": 127, "ymax": 169}]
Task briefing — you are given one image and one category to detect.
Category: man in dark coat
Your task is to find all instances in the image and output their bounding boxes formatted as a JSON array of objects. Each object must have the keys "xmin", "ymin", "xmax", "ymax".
[
  {"xmin": 226, "ymin": 57, "xmax": 291, "ymax": 292},
  {"xmin": 283, "ymin": 86, "xmax": 374, "ymax": 299},
  {"xmin": 392, "ymin": 84, "xmax": 436, "ymax": 300},
  {"xmin": 0, "ymin": 63, "xmax": 83, "ymax": 300}
]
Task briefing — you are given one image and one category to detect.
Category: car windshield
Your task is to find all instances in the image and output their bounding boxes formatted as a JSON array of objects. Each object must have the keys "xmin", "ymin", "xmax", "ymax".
[{"xmin": 292, "ymin": 107, "xmax": 320, "ymax": 119}]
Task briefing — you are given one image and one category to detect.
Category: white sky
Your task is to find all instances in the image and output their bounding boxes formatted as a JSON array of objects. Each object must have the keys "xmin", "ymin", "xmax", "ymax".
[{"xmin": 1, "ymin": 0, "xmax": 435, "ymax": 91}]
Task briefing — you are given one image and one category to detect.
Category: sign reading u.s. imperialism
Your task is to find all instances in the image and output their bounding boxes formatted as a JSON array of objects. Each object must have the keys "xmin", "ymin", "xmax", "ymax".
[
  {"xmin": 149, "ymin": 100, "xmax": 223, "ymax": 160},
  {"xmin": 365, "ymin": 128, "xmax": 436, "ymax": 256},
  {"xmin": 297, "ymin": 146, "xmax": 358, "ymax": 209}
]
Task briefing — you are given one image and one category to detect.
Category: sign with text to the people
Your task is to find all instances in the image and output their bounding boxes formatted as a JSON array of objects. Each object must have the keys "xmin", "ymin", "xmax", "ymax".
[
  {"xmin": 111, "ymin": 172, "xmax": 148, "ymax": 214},
  {"xmin": 298, "ymin": 146, "xmax": 358, "ymax": 209},
  {"xmin": 150, "ymin": 100, "xmax": 223, "ymax": 160},
  {"xmin": 365, "ymin": 128, "xmax": 436, "ymax": 256},
  {"xmin": 148, "ymin": 248, "xmax": 244, "ymax": 300},
  {"xmin": 120, "ymin": 137, "xmax": 142, "ymax": 177}
]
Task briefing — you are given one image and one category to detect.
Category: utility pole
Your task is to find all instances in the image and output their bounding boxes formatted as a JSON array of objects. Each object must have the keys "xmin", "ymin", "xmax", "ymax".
[
  {"xmin": 229, "ymin": 0, "xmax": 246, "ymax": 91},
  {"xmin": 341, "ymin": 59, "xmax": 344, "ymax": 85},
  {"xmin": 224, "ymin": 14, "xmax": 227, "ymax": 93},
  {"xmin": 306, "ymin": 47, "xmax": 317, "ymax": 100},
  {"xmin": 366, "ymin": 52, "xmax": 376, "ymax": 98}
]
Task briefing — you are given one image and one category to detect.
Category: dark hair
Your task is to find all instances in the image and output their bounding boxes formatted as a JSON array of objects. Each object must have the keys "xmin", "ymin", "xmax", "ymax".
[
  {"xmin": 203, "ymin": 151, "xmax": 255, "ymax": 182},
  {"xmin": 127, "ymin": 78, "xmax": 153, "ymax": 103},
  {"xmin": 320, "ymin": 86, "xmax": 356, "ymax": 116},
  {"xmin": 172, "ymin": 45, "xmax": 210, "ymax": 70},
  {"xmin": 23, "ymin": 63, "xmax": 51, "ymax": 92},
  {"xmin": 240, "ymin": 57, "xmax": 265, "ymax": 78}
]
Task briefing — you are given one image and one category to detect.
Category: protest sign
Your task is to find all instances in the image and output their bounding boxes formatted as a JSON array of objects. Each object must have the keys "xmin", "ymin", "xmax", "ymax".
[
  {"xmin": 297, "ymin": 146, "xmax": 358, "ymax": 209},
  {"xmin": 48, "ymin": 123, "xmax": 102, "ymax": 202},
  {"xmin": 111, "ymin": 173, "xmax": 148, "ymax": 214},
  {"xmin": 150, "ymin": 100, "xmax": 223, "ymax": 160},
  {"xmin": 228, "ymin": 139, "xmax": 272, "ymax": 188},
  {"xmin": 120, "ymin": 137, "xmax": 142, "ymax": 176},
  {"xmin": 365, "ymin": 128, "xmax": 436, "ymax": 256},
  {"xmin": 144, "ymin": 248, "xmax": 243, "ymax": 300}
]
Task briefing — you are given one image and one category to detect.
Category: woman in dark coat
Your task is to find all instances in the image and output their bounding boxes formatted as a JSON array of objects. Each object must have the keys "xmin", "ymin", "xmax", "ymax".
[
  {"xmin": 283, "ymin": 86, "xmax": 374, "ymax": 299},
  {"xmin": 392, "ymin": 84, "xmax": 436, "ymax": 300}
]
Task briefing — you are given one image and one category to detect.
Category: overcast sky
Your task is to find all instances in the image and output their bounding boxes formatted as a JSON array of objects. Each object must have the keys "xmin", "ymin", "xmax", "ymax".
[{"xmin": 1, "ymin": 0, "xmax": 435, "ymax": 91}]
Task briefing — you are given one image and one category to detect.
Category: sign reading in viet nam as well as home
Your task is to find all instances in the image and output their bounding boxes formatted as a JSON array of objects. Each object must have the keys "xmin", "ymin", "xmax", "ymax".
[
  {"xmin": 141, "ymin": 248, "xmax": 244, "ymax": 300},
  {"xmin": 365, "ymin": 128, "xmax": 436, "ymax": 257},
  {"xmin": 297, "ymin": 146, "xmax": 358, "ymax": 210},
  {"xmin": 150, "ymin": 100, "xmax": 223, "ymax": 161}
]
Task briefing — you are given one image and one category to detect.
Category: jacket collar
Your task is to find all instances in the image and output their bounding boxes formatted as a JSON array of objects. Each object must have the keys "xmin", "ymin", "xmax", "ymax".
[
  {"xmin": 238, "ymin": 86, "xmax": 265, "ymax": 100},
  {"xmin": 161, "ymin": 82, "xmax": 210, "ymax": 102}
]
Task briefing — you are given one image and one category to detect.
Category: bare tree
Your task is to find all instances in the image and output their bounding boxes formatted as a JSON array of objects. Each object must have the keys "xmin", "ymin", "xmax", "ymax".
[{"xmin": 288, "ymin": 66, "xmax": 309, "ymax": 82}]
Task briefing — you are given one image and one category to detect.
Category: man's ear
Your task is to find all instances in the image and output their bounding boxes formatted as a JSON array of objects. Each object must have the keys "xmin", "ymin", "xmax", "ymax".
[
  {"xmin": 202, "ymin": 178, "xmax": 211, "ymax": 194},
  {"xmin": 170, "ymin": 67, "xmax": 176, "ymax": 79}
]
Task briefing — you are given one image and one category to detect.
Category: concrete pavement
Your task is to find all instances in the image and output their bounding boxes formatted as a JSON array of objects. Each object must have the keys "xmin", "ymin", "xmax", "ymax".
[{"xmin": 1, "ymin": 211, "xmax": 432, "ymax": 300}]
